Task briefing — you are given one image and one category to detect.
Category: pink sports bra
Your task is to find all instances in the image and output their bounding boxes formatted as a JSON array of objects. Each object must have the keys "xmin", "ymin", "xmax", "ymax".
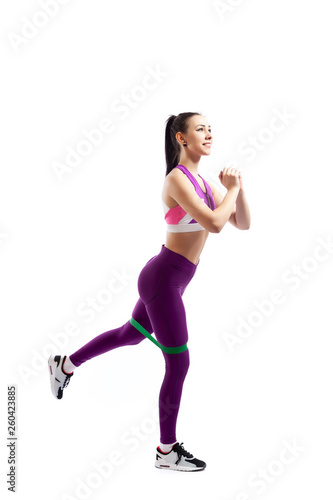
[{"xmin": 162, "ymin": 164, "xmax": 215, "ymax": 233}]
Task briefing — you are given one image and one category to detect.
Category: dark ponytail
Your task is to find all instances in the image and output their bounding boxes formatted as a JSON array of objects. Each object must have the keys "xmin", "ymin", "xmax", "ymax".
[{"xmin": 164, "ymin": 112, "xmax": 201, "ymax": 176}]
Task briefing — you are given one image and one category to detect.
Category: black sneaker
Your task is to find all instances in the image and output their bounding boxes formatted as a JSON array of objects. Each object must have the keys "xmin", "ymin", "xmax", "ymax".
[
  {"xmin": 48, "ymin": 355, "xmax": 74, "ymax": 399},
  {"xmin": 155, "ymin": 442, "xmax": 206, "ymax": 472}
]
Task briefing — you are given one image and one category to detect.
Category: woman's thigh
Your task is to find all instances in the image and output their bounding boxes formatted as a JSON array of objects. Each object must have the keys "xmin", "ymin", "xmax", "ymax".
[
  {"xmin": 131, "ymin": 297, "xmax": 154, "ymax": 335},
  {"xmin": 145, "ymin": 290, "xmax": 189, "ymax": 348},
  {"xmin": 135, "ymin": 245, "xmax": 195, "ymax": 348}
]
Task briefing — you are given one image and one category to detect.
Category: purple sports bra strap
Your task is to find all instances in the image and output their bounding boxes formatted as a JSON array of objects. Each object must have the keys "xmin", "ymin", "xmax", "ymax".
[
  {"xmin": 199, "ymin": 175, "xmax": 215, "ymax": 210},
  {"xmin": 174, "ymin": 164, "xmax": 215, "ymax": 209},
  {"xmin": 198, "ymin": 174, "xmax": 212, "ymax": 197},
  {"xmin": 174, "ymin": 164, "xmax": 198, "ymax": 190}
]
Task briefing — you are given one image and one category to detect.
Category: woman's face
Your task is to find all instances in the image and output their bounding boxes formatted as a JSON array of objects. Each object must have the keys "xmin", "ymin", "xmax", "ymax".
[{"xmin": 177, "ymin": 115, "xmax": 213, "ymax": 156}]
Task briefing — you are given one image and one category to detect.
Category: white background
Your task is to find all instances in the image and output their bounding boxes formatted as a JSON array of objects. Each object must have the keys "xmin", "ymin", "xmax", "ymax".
[{"xmin": 1, "ymin": 0, "xmax": 333, "ymax": 499}]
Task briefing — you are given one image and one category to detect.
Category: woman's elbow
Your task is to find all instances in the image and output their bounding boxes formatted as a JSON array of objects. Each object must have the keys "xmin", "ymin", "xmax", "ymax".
[
  {"xmin": 240, "ymin": 220, "xmax": 251, "ymax": 230},
  {"xmin": 238, "ymin": 224, "xmax": 251, "ymax": 230},
  {"xmin": 209, "ymin": 221, "xmax": 225, "ymax": 233}
]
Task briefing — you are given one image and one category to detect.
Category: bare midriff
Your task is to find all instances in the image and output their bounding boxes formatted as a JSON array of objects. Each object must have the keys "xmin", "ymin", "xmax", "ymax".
[{"xmin": 164, "ymin": 228, "xmax": 209, "ymax": 266}]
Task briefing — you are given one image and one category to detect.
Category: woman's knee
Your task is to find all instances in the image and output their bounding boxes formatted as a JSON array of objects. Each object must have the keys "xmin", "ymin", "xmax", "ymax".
[
  {"xmin": 164, "ymin": 349, "xmax": 190, "ymax": 379},
  {"xmin": 119, "ymin": 321, "xmax": 145, "ymax": 346}
]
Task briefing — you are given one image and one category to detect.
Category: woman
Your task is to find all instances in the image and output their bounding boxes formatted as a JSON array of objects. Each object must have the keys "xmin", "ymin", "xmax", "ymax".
[{"xmin": 48, "ymin": 111, "xmax": 251, "ymax": 472}]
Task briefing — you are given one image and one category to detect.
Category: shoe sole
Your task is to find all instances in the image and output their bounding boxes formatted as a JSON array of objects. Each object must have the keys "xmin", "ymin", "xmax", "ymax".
[{"xmin": 155, "ymin": 460, "xmax": 206, "ymax": 472}]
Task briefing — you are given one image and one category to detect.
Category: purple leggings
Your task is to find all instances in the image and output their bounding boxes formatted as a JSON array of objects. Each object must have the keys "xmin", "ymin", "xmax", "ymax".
[{"xmin": 69, "ymin": 244, "xmax": 199, "ymax": 444}]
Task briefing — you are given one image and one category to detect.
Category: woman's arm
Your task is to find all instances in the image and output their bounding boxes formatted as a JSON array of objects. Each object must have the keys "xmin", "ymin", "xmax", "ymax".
[
  {"xmin": 166, "ymin": 169, "xmax": 240, "ymax": 233},
  {"xmin": 210, "ymin": 175, "xmax": 251, "ymax": 230},
  {"xmin": 232, "ymin": 189, "xmax": 251, "ymax": 229}
]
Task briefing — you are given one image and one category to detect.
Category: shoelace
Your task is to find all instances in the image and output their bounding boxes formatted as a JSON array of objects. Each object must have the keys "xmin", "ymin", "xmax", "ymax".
[
  {"xmin": 174, "ymin": 442, "xmax": 194, "ymax": 465},
  {"xmin": 62, "ymin": 374, "xmax": 72, "ymax": 389}
]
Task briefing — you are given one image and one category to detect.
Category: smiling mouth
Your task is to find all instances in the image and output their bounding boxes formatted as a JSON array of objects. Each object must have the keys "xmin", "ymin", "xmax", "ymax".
[{"xmin": 203, "ymin": 144, "xmax": 211, "ymax": 147}]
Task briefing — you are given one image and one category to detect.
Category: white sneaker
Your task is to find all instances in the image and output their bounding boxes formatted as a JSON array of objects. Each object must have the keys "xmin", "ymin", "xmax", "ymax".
[
  {"xmin": 48, "ymin": 355, "xmax": 74, "ymax": 399},
  {"xmin": 155, "ymin": 442, "xmax": 206, "ymax": 472}
]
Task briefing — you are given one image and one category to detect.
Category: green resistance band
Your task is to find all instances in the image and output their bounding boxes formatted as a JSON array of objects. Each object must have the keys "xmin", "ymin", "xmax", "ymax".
[{"xmin": 129, "ymin": 317, "xmax": 188, "ymax": 354}]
